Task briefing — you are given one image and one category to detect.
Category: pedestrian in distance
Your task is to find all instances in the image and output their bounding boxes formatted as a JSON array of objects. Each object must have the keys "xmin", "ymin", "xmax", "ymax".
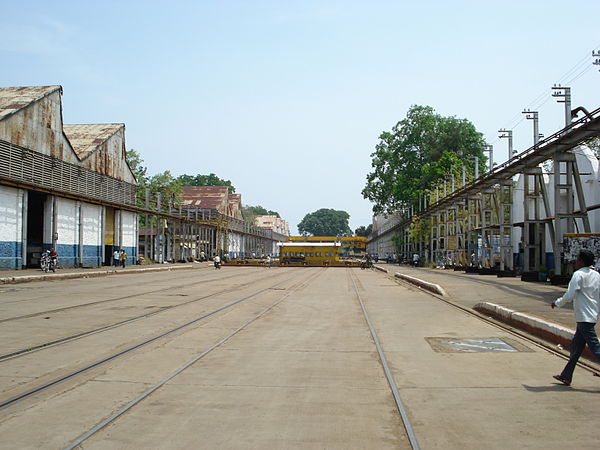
[
  {"xmin": 551, "ymin": 249, "xmax": 600, "ymax": 386},
  {"xmin": 213, "ymin": 254, "xmax": 221, "ymax": 269},
  {"xmin": 119, "ymin": 249, "xmax": 127, "ymax": 268},
  {"xmin": 265, "ymin": 254, "xmax": 272, "ymax": 268},
  {"xmin": 113, "ymin": 249, "xmax": 120, "ymax": 266}
]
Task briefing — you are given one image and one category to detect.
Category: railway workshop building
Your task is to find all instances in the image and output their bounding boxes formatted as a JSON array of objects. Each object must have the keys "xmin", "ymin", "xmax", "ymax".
[
  {"xmin": 0, "ymin": 86, "xmax": 138, "ymax": 269},
  {"xmin": 176, "ymin": 186, "xmax": 288, "ymax": 259}
]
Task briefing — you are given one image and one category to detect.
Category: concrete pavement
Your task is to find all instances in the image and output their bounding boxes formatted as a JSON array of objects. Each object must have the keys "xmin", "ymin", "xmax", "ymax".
[
  {"xmin": 2, "ymin": 267, "xmax": 600, "ymax": 448},
  {"xmin": 0, "ymin": 262, "xmax": 206, "ymax": 284},
  {"xmin": 376, "ymin": 263, "xmax": 599, "ymax": 363}
]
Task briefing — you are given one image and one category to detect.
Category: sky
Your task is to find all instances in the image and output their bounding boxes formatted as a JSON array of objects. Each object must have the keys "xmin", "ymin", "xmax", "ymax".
[{"xmin": 2, "ymin": 0, "xmax": 600, "ymax": 232}]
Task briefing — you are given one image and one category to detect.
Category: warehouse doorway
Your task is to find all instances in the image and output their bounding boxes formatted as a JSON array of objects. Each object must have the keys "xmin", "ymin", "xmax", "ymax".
[
  {"xmin": 26, "ymin": 191, "xmax": 46, "ymax": 267},
  {"xmin": 104, "ymin": 207, "xmax": 116, "ymax": 265}
]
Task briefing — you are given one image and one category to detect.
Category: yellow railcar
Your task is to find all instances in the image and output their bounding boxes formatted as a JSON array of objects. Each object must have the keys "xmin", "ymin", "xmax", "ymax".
[
  {"xmin": 287, "ymin": 236, "xmax": 367, "ymax": 250},
  {"xmin": 278, "ymin": 242, "xmax": 341, "ymax": 266}
]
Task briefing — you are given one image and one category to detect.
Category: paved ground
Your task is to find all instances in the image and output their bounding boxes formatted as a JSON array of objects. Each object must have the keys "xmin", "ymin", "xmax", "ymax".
[
  {"xmin": 0, "ymin": 266, "xmax": 599, "ymax": 449},
  {"xmin": 381, "ymin": 264, "xmax": 577, "ymax": 330}
]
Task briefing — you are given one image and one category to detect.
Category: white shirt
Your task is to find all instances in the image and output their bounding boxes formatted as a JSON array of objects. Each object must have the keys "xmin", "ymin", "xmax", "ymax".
[
  {"xmin": 113, "ymin": 251, "xmax": 120, "ymax": 260},
  {"xmin": 555, "ymin": 267, "xmax": 600, "ymax": 323}
]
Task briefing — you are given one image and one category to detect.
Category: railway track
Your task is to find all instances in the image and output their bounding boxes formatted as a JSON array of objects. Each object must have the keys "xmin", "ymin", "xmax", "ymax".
[
  {"xmin": 386, "ymin": 268, "xmax": 600, "ymax": 376},
  {"xmin": 0, "ymin": 269, "xmax": 283, "ymax": 361},
  {"xmin": 0, "ymin": 268, "xmax": 266, "ymax": 324},
  {"xmin": 0, "ymin": 269, "xmax": 318, "ymax": 413},
  {"xmin": 348, "ymin": 269, "xmax": 420, "ymax": 450},
  {"xmin": 59, "ymin": 268, "xmax": 323, "ymax": 449}
]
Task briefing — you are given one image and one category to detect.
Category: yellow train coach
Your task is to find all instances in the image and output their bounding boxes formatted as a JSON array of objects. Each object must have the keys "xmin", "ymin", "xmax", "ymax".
[
  {"xmin": 286, "ymin": 236, "xmax": 367, "ymax": 250},
  {"xmin": 278, "ymin": 242, "xmax": 341, "ymax": 266}
]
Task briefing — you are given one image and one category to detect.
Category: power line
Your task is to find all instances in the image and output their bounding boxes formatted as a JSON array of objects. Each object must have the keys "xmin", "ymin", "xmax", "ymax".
[{"xmin": 497, "ymin": 43, "xmax": 600, "ymax": 132}]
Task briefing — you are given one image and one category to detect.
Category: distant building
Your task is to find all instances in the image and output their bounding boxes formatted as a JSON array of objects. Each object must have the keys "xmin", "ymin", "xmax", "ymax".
[
  {"xmin": 0, "ymin": 85, "xmax": 138, "ymax": 269},
  {"xmin": 255, "ymin": 215, "xmax": 290, "ymax": 236},
  {"xmin": 180, "ymin": 187, "xmax": 287, "ymax": 258}
]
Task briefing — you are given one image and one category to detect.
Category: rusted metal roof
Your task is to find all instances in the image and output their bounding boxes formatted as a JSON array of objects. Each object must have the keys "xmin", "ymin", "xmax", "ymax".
[
  {"xmin": 181, "ymin": 186, "xmax": 230, "ymax": 211},
  {"xmin": 0, "ymin": 86, "xmax": 62, "ymax": 121},
  {"xmin": 63, "ymin": 124, "xmax": 123, "ymax": 160},
  {"xmin": 228, "ymin": 193, "xmax": 241, "ymax": 208}
]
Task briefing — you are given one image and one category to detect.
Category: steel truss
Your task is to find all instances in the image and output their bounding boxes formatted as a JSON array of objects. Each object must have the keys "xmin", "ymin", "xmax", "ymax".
[{"xmin": 369, "ymin": 106, "xmax": 600, "ymax": 276}]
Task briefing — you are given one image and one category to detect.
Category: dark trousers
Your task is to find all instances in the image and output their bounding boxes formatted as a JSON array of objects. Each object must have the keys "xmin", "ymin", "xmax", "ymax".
[{"xmin": 560, "ymin": 322, "xmax": 600, "ymax": 382}]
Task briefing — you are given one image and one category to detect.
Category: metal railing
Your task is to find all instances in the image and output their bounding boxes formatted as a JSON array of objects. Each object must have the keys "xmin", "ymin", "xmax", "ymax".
[{"xmin": 0, "ymin": 140, "xmax": 137, "ymax": 205}]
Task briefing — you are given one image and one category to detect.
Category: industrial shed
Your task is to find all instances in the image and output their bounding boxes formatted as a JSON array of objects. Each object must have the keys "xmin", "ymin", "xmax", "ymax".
[{"xmin": 0, "ymin": 86, "xmax": 138, "ymax": 269}]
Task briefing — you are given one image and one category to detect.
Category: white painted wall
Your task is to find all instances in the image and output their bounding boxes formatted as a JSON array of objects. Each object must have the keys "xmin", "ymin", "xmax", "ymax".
[
  {"xmin": 82, "ymin": 203, "xmax": 103, "ymax": 248},
  {"xmin": 121, "ymin": 211, "xmax": 137, "ymax": 248},
  {"xmin": 0, "ymin": 186, "xmax": 23, "ymax": 268},
  {"xmin": 56, "ymin": 198, "xmax": 78, "ymax": 246}
]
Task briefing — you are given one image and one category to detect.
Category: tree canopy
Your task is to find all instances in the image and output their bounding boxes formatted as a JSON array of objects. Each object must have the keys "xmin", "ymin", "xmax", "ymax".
[
  {"xmin": 176, "ymin": 173, "xmax": 236, "ymax": 193},
  {"xmin": 362, "ymin": 105, "xmax": 487, "ymax": 214},
  {"xmin": 127, "ymin": 149, "xmax": 182, "ymax": 208},
  {"xmin": 298, "ymin": 209, "xmax": 352, "ymax": 236},
  {"xmin": 243, "ymin": 205, "xmax": 280, "ymax": 218},
  {"xmin": 354, "ymin": 224, "xmax": 372, "ymax": 237},
  {"xmin": 126, "ymin": 150, "xmax": 238, "ymax": 210},
  {"xmin": 242, "ymin": 205, "xmax": 280, "ymax": 224}
]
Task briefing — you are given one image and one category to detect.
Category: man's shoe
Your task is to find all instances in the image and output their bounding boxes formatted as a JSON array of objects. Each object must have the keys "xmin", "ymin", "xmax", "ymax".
[{"xmin": 553, "ymin": 375, "xmax": 571, "ymax": 386}]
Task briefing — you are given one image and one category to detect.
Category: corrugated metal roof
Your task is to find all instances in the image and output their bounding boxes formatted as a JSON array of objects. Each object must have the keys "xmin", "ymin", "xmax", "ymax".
[
  {"xmin": 181, "ymin": 186, "xmax": 229, "ymax": 210},
  {"xmin": 0, "ymin": 86, "xmax": 62, "ymax": 121},
  {"xmin": 63, "ymin": 123, "xmax": 123, "ymax": 159}
]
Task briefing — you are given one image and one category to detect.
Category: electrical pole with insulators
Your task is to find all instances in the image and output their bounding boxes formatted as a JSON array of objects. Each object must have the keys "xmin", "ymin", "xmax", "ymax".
[
  {"xmin": 483, "ymin": 144, "xmax": 493, "ymax": 172},
  {"xmin": 498, "ymin": 129, "xmax": 514, "ymax": 161},
  {"xmin": 593, "ymin": 50, "xmax": 600, "ymax": 71},
  {"xmin": 551, "ymin": 85, "xmax": 571, "ymax": 128},
  {"xmin": 523, "ymin": 109, "xmax": 540, "ymax": 146}
]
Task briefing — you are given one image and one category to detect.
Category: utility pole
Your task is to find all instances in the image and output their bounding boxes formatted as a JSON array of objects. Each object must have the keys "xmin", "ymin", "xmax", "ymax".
[
  {"xmin": 551, "ymin": 85, "xmax": 572, "ymax": 127},
  {"xmin": 593, "ymin": 50, "xmax": 600, "ymax": 71},
  {"xmin": 523, "ymin": 110, "xmax": 540, "ymax": 146},
  {"xmin": 498, "ymin": 129, "xmax": 514, "ymax": 161},
  {"xmin": 483, "ymin": 144, "xmax": 494, "ymax": 172}
]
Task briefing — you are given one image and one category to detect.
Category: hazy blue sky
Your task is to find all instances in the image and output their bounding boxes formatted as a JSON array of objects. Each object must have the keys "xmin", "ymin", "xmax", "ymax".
[{"xmin": 2, "ymin": 1, "xmax": 599, "ymax": 231}]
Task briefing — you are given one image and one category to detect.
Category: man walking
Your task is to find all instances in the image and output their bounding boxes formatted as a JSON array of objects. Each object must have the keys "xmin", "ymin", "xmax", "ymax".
[
  {"xmin": 120, "ymin": 249, "xmax": 127, "ymax": 268},
  {"xmin": 113, "ymin": 249, "xmax": 120, "ymax": 266},
  {"xmin": 551, "ymin": 249, "xmax": 600, "ymax": 386}
]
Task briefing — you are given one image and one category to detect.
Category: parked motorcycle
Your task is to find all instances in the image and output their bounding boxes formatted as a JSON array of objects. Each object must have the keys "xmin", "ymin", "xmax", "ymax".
[{"xmin": 40, "ymin": 251, "xmax": 57, "ymax": 273}]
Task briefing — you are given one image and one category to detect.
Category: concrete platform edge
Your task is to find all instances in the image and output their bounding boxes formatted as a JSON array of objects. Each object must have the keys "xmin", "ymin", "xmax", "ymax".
[
  {"xmin": 474, "ymin": 302, "xmax": 575, "ymax": 350},
  {"xmin": 373, "ymin": 265, "xmax": 388, "ymax": 273},
  {"xmin": 394, "ymin": 272, "xmax": 448, "ymax": 296}
]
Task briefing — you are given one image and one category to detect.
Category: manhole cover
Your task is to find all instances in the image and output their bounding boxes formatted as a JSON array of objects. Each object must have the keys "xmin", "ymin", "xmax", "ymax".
[{"xmin": 426, "ymin": 337, "xmax": 532, "ymax": 353}]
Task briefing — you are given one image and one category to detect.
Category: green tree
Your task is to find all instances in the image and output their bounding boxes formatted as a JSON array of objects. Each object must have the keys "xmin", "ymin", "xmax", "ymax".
[
  {"xmin": 147, "ymin": 171, "xmax": 182, "ymax": 206},
  {"xmin": 176, "ymin": 173, "xmax": 236, "ymax": 193},
  {"xmin": 126, "ymin": 149, "xmax": 182, "ymax": 210},
  {"xmin": 362, "ymin": 105, "xmax": 486, "ymax": 214},
  {"xmin": 298, "ymin": 209, "xmax": 352, "ymax": 236},
  {"xmin": 391, "ymin": 233, "xmax": 404, "ymax": 252},
  {"xmin": 354, "ymin": 224, "xmax": 373, "ymax": 237},
  {"xmin": 126, "ymin": 149, "xmax": 147, "ymax": 184},
  {"xmin": 242, "ymin": 205, "xmax": 280, "ymax": 224},
  {"xmin": 244, "ymin": 205, "xmax": 280, "ymax": 217}
]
